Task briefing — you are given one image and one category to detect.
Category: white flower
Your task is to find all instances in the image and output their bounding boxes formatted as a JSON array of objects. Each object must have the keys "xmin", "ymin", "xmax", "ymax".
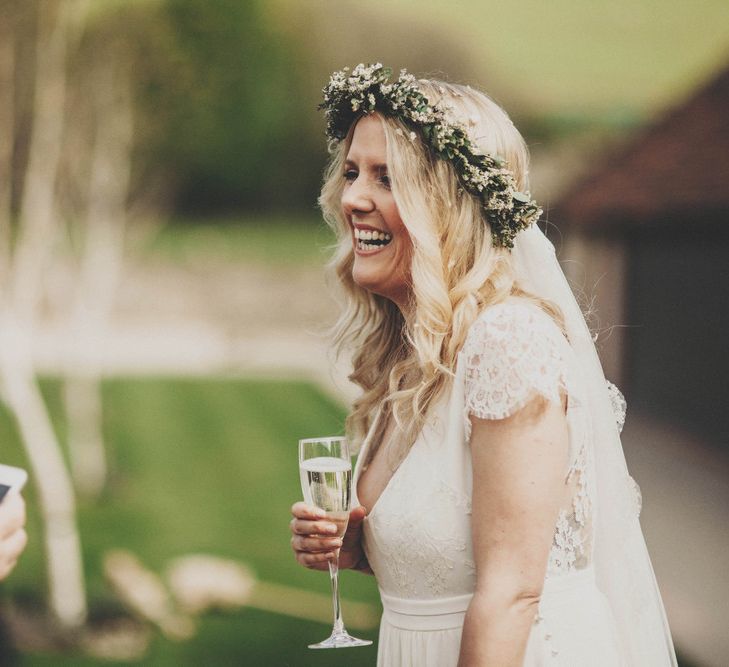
[{"xmin": 321, "ymin": 64, "xmax": 541, "ymax": 247}]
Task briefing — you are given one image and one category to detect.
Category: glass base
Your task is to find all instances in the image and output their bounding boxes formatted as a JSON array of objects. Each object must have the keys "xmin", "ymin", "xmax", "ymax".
[{"xmin": 308, "ymin": 630, "xmax": 373, "ymax": 649}]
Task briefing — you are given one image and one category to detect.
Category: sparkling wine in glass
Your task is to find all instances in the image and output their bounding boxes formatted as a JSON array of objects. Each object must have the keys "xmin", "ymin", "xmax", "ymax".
[{"xmin": 298, "ymin": 436, "xmax": 372, "ymax": 649}]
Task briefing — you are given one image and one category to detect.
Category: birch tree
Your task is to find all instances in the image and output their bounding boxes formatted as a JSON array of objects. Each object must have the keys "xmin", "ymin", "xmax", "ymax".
[
  {"xmin": 62, "ymin": 42, "xmax": 134, "ymax": 499},
  {"xmin": 0, "ymin": 0, "xmax": 89, "ymax": 628}
]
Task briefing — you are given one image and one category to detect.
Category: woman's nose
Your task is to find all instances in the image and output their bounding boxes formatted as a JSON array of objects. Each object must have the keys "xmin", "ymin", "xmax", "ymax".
[{"xmin": 341, "ymin": 177, "xmax": 375, "ymax": 215}]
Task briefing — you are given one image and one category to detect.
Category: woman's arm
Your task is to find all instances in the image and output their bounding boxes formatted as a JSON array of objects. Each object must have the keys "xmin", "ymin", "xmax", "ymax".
[{"xmin": 458, "ymin": 394, "xmax": 568, "ymax": 667}]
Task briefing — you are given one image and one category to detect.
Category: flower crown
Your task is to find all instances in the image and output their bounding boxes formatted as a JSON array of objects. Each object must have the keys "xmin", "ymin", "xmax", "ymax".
[{"xmin": 319, "ymin": 63, "xmax": 542, "ymax": 249}]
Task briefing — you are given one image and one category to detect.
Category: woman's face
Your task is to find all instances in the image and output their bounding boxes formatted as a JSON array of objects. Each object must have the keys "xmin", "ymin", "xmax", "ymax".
[{"xmin": 341, "ymin": 114, "xmax": 412, "ymax": 308}]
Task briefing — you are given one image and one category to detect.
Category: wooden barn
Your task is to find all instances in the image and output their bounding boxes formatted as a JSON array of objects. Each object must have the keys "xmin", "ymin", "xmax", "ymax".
[{"xmin": 554, "ymin": 63, "xmax": 729, "ymax": 447}]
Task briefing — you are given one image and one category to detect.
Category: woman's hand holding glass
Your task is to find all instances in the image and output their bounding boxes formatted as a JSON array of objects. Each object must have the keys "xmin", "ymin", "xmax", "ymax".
[
  {"xmin": 295, "ymin": 436, "xmax": 372, "ymax": 649},
  {"xmin": 290, "ymin": 503, "xmax": 369, "ymax": 572}
]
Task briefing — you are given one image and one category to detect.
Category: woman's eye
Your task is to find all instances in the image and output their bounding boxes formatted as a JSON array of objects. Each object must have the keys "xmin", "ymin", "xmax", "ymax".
[
  {"xmin": 343, "ymin": 170, "xmax": 358, "ymax": 182},
  {"xmin": 379, "ymin": 174, "xmax": 391, "ymax": 189}
]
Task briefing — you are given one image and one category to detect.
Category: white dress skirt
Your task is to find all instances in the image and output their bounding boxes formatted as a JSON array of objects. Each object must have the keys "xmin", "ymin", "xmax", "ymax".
[
  {"xmin": 354, "ymin": 301, "xmax": 630, "ymax": 666},
  {"xmin": 376, "ymin": 568, "xmax": 624, "ymax": 666}
]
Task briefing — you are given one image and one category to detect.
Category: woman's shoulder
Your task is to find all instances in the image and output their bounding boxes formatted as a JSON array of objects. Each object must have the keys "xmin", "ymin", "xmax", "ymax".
[
  {"xmin": 462, "ymin": 297, "xmax": 564, "ymax": 355},
  {"xmin": 460, "ymin": 297, "xmax": 573, "ymax": 424}
]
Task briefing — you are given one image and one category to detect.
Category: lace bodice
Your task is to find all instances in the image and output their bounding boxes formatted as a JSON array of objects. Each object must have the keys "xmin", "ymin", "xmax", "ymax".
[{"xmin": 357, "ymin": 300, "xmax": 607, "ymax": 601}]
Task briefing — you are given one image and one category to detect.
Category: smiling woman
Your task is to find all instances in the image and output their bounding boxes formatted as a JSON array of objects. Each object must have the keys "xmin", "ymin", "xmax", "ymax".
[
  {"xmin": 342, "ymin": 115, "xmax": 412, "ymax": 308},
  {"xmin": 291, "ymin": 64, "xmax": 677, "ymax": 667}
]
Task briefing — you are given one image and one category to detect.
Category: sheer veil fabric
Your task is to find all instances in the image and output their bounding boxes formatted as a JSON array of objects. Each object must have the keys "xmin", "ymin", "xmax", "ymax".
[{"xmin": 512, "ymin": 225, "xmax": 677, "ymax": 665}]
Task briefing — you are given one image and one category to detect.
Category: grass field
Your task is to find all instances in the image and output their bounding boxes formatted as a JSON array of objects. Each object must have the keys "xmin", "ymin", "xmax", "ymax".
[
  {"xmin": 143, "ymin": 216, "xmax": 335, "ymax": 268},
  {"xmin": 0, "ymin": 377, "xmax": 381, "ymax": 666}
]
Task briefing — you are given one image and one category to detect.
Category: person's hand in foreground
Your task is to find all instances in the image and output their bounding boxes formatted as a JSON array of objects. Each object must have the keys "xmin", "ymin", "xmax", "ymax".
[{"xmin": 0, "ymin": 491, "xmax": 27, "ymax": 580}]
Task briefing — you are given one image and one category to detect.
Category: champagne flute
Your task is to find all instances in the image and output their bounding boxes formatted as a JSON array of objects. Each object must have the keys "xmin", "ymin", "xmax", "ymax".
[{"xmin": 298, "ymin": 436, "xmax": 372, "ymax": 649}]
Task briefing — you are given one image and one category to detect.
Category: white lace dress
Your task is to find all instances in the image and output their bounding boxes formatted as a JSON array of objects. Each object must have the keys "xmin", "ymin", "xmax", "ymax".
[{"xmin": 354, "ymin": 300, "xmax": 627, "ymax": 666}]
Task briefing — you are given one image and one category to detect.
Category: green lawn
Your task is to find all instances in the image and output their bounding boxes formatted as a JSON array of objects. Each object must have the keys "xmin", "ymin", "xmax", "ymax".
[
  {"xmin": 0, "ymin": 377, "xmax": 380, "ymax": 666},
  {"xmin": 143, "ymin": 217, "xmax": 336, "ymax": 268}
]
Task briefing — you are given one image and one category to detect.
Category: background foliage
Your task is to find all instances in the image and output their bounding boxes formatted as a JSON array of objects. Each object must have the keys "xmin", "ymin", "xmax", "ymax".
[{"xmin": 10, "ymin": 0, "xmax": 728, "ymax": 216}]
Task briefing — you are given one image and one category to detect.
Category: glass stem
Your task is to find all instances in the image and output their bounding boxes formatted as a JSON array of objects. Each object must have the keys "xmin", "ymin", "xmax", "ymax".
[{"xmin": 328, "ymin": 553, "xmax": 345, "ymax": 636}]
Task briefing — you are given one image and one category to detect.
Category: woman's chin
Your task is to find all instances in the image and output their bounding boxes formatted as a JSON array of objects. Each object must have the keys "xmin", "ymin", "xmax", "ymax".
[
  {"xmin": 352, "ymin": 273, "xmax": 409, "ymax": 308},
  {"xmin": 351, "ymin": 270, "xmax": 380, "ymax": 295},
  {"xmin": 352, "ymin": 264, "xmax": 388, "ymax": 296}
]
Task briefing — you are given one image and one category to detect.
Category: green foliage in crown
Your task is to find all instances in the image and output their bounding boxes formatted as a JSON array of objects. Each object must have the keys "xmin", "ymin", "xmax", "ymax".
[{"xmin": 319, "ymin": 63, "xmax": 542, "ymax": 249}]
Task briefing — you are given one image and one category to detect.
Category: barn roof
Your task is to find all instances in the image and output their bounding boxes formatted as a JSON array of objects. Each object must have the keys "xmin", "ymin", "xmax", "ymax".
[{"xmin": 554, "ymin": 62, "xmax": 729, "ymax": 234}]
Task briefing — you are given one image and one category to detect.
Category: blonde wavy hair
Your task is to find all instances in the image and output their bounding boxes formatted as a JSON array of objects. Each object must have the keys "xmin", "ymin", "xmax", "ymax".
[{"xmin": 319, "ymin": 80, "xmax": 562, "ymax": 462}]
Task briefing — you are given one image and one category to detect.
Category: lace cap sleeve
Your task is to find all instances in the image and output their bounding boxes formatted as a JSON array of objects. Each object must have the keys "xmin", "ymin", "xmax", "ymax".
[{"xmin": 462, "ymin": 302, "xmax": 570, "ymax": 429}]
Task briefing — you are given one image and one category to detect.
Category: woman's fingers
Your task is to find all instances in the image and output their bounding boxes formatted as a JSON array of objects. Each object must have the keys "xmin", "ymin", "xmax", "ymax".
[
  {"xmin": 349, "ymin": 505, "xmax": 367, "ymax": 523},
  {"xmin": 0, "ymin": 527, "xmax": 27, "ymax": 579},
  {"xmin": 291, "ymin": 534, "xmax": 342, "ymax": 553},
  {"xmin": 289, "ymin": 517, "xmax": 339, "ymax": 536},
  {"xmin": 290, "ymin": 502, "xmax": 326, "ymax": 520},
  {"xmin": 0, "ymin": 492, "xmax": 26, "ymax": 540},
  {"xmin": 289, "ymin": 503, "xmax": 339, "ymax": 535},
  {"xmin": 290, "ymin": 502, "xmax": 367, "ymax": 572},
  {"xmin": 1, "ymin": 528, "xmax": 27, "ymax": 560},
  {"xmin": 294, "ymin": 548, "xmax": 337, "ymax": 569}
]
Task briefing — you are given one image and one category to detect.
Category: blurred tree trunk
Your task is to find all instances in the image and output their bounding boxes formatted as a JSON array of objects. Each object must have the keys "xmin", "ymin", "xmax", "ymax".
[
  {"xmin": 64, "ymin": 51, "xmax": 133, "ymax": 498},
  {"xmin": 0, "ymin": 318, "xmax": 87, "ymax": 627},
  {"xmin": 0, "ymin": 0, "xmax": 89, "ymax": 629},
  {"xmin": 11, "ymin": 0, "xmax": 86, "ymax": 318}
]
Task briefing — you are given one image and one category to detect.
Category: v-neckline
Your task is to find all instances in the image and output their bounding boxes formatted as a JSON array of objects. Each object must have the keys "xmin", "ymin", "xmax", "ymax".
[{"xmin": 354, "ymin": 405, "xmax": 412, "ymax": 520}]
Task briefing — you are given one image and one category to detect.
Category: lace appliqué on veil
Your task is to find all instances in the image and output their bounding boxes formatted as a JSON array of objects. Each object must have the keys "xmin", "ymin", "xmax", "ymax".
[
  {"xmin": 606, "ymin": 380, "xmax": 627, "ymax": 434},
  {"xmin": 547, "ymin": 440, "xmax": 592, "ymax": 576},
  {"xmin": 606, "ymin": 380, "xmax": 643, "ymax": 517}
]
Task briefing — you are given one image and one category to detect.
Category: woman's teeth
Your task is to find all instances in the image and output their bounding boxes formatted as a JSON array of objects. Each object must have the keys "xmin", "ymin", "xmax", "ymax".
[{"xmin": 354, "ymin": 227, "xmax": 392, "ymax": 251}]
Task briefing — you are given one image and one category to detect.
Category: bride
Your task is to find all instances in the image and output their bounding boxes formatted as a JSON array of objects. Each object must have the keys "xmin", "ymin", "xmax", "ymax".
[{"xmin": 290, "ymin": 63, "xmax": 677, "ymax": 666}]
